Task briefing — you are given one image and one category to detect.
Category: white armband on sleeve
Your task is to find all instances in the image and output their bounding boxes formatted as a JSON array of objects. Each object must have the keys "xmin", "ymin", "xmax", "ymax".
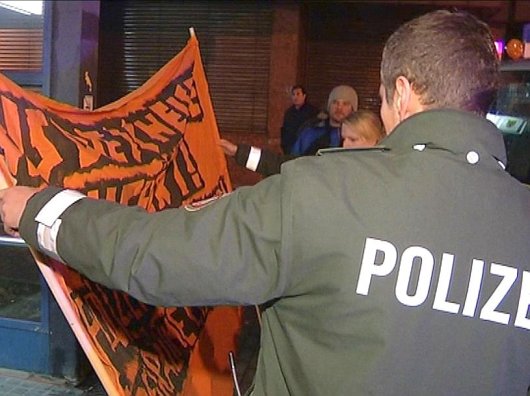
[
  {"xmin": 245, "ymin": 146, "xmax": 262, "ymax": 172},
  {"xmin": 34, "ymin": 190, "xmax": 86, "ymax": 262}
]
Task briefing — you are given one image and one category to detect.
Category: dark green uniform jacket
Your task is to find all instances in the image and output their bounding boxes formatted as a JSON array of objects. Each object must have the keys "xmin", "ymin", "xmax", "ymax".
[{"xmin": 20, "ymin": 109, "xmax": 530, "ymax": 395}]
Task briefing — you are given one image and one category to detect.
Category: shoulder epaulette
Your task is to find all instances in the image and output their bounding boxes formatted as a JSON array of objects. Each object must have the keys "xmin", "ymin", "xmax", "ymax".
[{"xmin": 316, "ymin": 146, "xmax": 389, "ymax": 156}]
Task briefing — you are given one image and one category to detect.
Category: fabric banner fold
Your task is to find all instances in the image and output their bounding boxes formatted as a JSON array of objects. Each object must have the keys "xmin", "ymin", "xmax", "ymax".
[{"xmin": 0, "ymin": 34, "xmax": 241, "ymax": 396}]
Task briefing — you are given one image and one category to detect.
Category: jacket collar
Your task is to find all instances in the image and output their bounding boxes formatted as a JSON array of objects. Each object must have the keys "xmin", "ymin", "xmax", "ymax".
[{"xmin": 381, "ymin": 109, "xmax": 507, "ymax": 166}]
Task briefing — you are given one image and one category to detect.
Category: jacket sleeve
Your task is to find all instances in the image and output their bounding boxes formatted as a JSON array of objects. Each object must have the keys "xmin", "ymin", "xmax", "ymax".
[
  {"xmin": 235, "ymin": 143, "xmax": 297, "ymax": 177},
  {"xmin": 290, "ymin": 129, "xmax": 309, "ymax": 155},
  {"xmin": 18, "ymin": 178, "xmax": 293, "ymax": 307}
]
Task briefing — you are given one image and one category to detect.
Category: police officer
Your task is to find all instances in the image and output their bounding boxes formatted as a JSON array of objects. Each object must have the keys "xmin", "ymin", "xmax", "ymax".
[{"xmin": 1, "ymin": 10, "xmax": 530, "ymax": 396}]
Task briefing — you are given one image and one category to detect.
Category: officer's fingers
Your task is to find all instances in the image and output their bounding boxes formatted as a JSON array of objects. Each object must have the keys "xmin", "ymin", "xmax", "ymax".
[
  {"xmin": 0, "ymin": 196, "xmax": 15, "ymax": 232},
  {"xmin": 0, "ymin": 190, "xmax": 8, "ymax": 222},
  {"xmin": 3, "ymin": 222, "xmax": 20, "ymax": 237},
  {"xmin": 0, "ymin": 206, "xmax": 19, "ymax": 239},
  {"xmin": 2, "ymin": 223, "xmax": 19, "ymax": 238},
  {"xmin": 219, "ymin": 139, "xmax": 237, "ymax": 156},
  {"xmin": 0, "ymin": 187, "xmax": 36, "ymax": 231}
]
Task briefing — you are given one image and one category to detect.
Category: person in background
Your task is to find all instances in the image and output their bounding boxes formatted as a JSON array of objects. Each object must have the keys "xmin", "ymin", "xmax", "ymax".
[
  {"xmin": 280, "ymin": 84, "xmax": 319, "ymax": 154},
  {"xmin": 290, "ymin": 84, "xmax": 358, "ymax": 155},
  {"xmin": 340, "ymin": 110, "xmax": 385, "ymax": 148},
  {"xmin": 219, "ymin": 110, "xmax": 385, "ymax": 177},
  {"xmin": 2, "ymin": 10, "xmax": 530, "ymax": 395}
]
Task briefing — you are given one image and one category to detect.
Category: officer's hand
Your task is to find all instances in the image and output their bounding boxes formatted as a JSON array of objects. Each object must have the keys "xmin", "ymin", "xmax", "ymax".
[
  {"xmin": 219, "ymin": 139, "xmax": 238, "ymax": 157},
  {"xmin": 0, "ymin": 186, "xmax": 39, "ymax": 237}
]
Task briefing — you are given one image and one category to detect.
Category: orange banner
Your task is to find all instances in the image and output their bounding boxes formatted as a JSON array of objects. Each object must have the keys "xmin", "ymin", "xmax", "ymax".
[{"xmin": 0, "ymin": 35, "xmax": 241, "ymax": 395}]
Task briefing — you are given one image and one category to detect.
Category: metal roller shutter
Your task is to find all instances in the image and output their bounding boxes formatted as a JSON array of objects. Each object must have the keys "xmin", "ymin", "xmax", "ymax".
[
  {"xmin": 98, "ymin": 0, "xmax": 272, "ymax": 134},
  {"xmin": 304, "ymin": 3, "xmax": 435, "ymax": 114}
]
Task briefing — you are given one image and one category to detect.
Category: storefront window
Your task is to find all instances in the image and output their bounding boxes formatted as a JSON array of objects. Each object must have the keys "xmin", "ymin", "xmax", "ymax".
[
  {"xmin": 0, "ymin": 232, "xmax": 41, "ymax": 321},
  {"xmin": 0, "ymin": 1, "xmax": 43, "ymax": 322},
  {"xmin": 0, "ymin": 0, "xmax": 43, "ymax": 90},
  {"xmin": 487, "ymin": 62, "xmax": 530, "ymax": 184}
]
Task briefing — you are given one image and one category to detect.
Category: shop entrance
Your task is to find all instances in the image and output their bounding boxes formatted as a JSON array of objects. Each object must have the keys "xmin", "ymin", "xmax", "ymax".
[{"xmin": 0, "ymin": 236, "xmax": 50, "ymax": 373}]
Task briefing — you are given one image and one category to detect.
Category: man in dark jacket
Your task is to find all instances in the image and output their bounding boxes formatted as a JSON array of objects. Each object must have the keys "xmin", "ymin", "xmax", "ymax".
[
  {"xmin": 1, "ymin": 10, "xmax": 529, "ymax": 396},
  {"xmin": 280, "ymin": 85, "xmax": 319, "ymax": 154}
]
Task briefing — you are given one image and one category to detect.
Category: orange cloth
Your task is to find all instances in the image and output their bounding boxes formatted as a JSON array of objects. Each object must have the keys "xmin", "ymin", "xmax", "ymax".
[{"xmin": 0, "ymin": 35, "xmax": 241, "ymax": 395}]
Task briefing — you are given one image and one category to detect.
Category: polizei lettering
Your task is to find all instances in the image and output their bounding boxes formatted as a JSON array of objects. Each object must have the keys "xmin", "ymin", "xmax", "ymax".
[{"xmin": 356, "ymin": 237, "xmax": 530, "ymax": 330}]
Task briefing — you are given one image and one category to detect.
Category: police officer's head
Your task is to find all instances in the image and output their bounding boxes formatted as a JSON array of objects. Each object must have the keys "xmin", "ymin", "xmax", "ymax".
[{"xmin": 379, "ymin": 10, "xmax": 499, "ymax": 134}]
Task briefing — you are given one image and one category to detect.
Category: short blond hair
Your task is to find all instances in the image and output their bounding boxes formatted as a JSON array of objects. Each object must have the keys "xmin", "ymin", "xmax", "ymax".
[{"xmin": 342, "ymin": 111, "xmax": 385, "ymax": 143}]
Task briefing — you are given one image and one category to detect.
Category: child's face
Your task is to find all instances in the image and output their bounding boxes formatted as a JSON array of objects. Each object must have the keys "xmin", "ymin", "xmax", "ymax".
[{"xmin": 341, "ymin": 123, "xmax": 378, "ymax": 149}]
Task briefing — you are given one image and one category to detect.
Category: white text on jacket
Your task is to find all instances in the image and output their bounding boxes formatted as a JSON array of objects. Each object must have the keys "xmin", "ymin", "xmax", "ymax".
[{"xmin": 356, "ymin": 237, "xmax": 530, "ymax": 330}]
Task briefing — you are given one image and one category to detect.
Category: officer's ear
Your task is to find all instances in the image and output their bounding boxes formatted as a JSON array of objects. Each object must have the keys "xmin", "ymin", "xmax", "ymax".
[{"xmin": 394, "ymin": 76, "xmax": 423, "ymax": 122}]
